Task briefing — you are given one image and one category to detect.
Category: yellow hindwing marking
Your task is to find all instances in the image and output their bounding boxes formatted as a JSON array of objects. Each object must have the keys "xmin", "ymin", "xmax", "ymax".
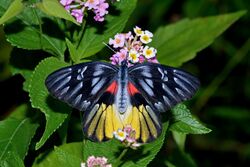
[
  {"xmin": 105, "ymin": 105, "xmax": 114, "ymax": 139},
  {"xmin": 112, "ymin": 105, "xmax": 123, "ymax": 131},
  {"xmin": 131, "ymin": 107, "xmax": 140, "ymax": 139},
  {"xmin": 96, "ymin": 109, "xmax": 106, "ymax": 141},
  {"xmin": 140, "ymin": 105, "xmax": 158, "ymax": 138},
  {"xmin": 139, "ymin": 112, "xmax": 150, "ymax": 143},
  {"xmin": 88, "ymin": 104, "xmax": 103, "ymax": 137}
]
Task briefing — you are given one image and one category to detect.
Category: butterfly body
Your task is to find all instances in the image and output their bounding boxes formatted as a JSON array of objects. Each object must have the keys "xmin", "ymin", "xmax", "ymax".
[{"xmin": 46, "ymin": 61, "xmax": 200, "ymax": 142}]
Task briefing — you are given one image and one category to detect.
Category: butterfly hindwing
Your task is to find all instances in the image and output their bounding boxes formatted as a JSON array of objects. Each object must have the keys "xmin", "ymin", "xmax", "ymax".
[
  {"xmin": 45, "ymin": 62, "xmax": 119, "ymax": 111},
  {"xmin": 128, "ymin": 63, "xmax": 200, "ymax": 112}
]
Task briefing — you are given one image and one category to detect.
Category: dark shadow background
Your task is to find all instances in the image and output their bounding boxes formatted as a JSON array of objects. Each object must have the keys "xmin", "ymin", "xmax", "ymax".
[{"xmin": 0, "ymin": 0, "xmax": 249, "ymax": 167}]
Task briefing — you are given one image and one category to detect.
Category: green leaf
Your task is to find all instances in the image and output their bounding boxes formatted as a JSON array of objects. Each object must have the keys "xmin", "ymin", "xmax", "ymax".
[
  {"xmin": 151, "ymin": 11, "xmax": 246, "ymax": 67},
  {"xmin": 0, "ymin": 117, "xmax": 38, "ymax": 161},
  {"xmin": 1, "ymin": 2, "xmax": 66, "ymax": 57},
  {"xmin": 33, "ymin": 143, "xmax": 82, "ymax": 167},
  {"xmin": 37, "ymin": 0, "xmax": 78, "ymax": 25},
  {"xmin": 9, "ymin": 104, "xmax": 29, "ymax": 120},
  {"xmin": 0, "ymin": 151, "xmax": 25, "ymax": 167},
  {"xmin": 0, "ymin": 0, "xmax": 24, "ymax": 25},
  {"xmin": 76, "ymin": 0, "xmax": 137, "ymax": 59},
  {"xmin": 28, "ymin": 57, "xmax": 71, "ymax": 150},
  {"xmin": 65, "ymin": 38, "xmax": 78, "ymax": 63},
  {"xmin": 170, "ymin": 104, "xmax": 211, "ymax": 134},
  {"xmin": 83, "ymin": 122, "xmax": 169, "ymax": 167},
  {"xmin": 172, "ymin": 131, "xmax": 186, "ymax": 151}
]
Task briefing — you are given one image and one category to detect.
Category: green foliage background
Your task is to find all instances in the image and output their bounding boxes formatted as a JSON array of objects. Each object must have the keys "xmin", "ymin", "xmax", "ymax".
[{"xmin": 0, "ymin": 0, "xmax": 249, "ymax": 167}]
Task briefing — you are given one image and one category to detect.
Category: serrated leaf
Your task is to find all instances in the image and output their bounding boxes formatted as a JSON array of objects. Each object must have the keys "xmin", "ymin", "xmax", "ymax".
[
  {"xmin": 37, "ymin": 0, "xmax": 78, "ymax": 25},
  {"xmin": 0, "ymin": 2, "xmax": 66, "ymax": 57},
  {"xmin": 76, "ymin": 0, "xmax": 137, "ymax": 59},
  {"xmin": 83, "ymin": 122, "xmax": 169, "ymax": 167},
  {"xmin": 28, "ymin": 57, "xmax": 71, "ymax": 150},
  {"xmin": 0, "ymin": 117, "xmax": 38, "ymax": 161},
  {"xmin": 0, "ymin": 0, "xmax": 24, "ymax": 25},
  {"xmin": 170, "ymin": 104, "xmax": 211, "ymax": 134},
  {"xmin": 151, "ymin": 11, "xmax": 246, "ymax": 67},
  {"xmin": 33, "ymin": 142, "xmax": 82, "ymax": 167}
]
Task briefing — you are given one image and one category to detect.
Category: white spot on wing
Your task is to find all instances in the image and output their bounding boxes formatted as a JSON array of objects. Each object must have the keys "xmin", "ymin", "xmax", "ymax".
[
  {"xmin": 91, "ymin": 78, "xmax": 106, "ymax": 95},
  {"xmin": 54, "ymin": 76, "xmax": 71, "ymax": 91},
  {"xmin": 146, "ymin": 105, "xmax": 160, "ymax": 127},
  {"xmin": 81, "ymin": 100, "xmax": 91, "ymax": 111},
  {"xmin": 59, "ymin": 86, "xmax": 70, "ymax": 96},
  {"xmin": 162, "ymin": 83, "xmax": 179, "ymax": 102},
  {"xmin": 157, "ymin": 67, "xmax": 164, "ymax": 80},
  {"xmin": 77, "ymin": 66, "xmax": 87, "ymax": 80},
  {"xmin": 163, "ymin": 95, "xmax": 171, "ymax": 107},
  {"xmin": 145, "ymin": 78, "xmax": 154, "ymax": 88},
  {"xmin": 65, "ymin": 82, "xmax": 83, "ymax": 99},
  {"xmin": 139, "ymin": 79, "xmax": 154, "ymax": 96},
  {"xmin": 176, "ymin": 88, "xmax": 188, "ymax": 99},
  {"xmin": 91, "ymin": 77, "xmax": 100, "ymax": 87},
  {"xmin": 73, "ymin": 94, "xmax": 82, "ymax": 105},
  {"xmin": 174, "ymin": 77, "xmax": 191, "ymax": 93},
  {"xmin": 84, "ymin": 104, "xmax": 99, "ymax": 125}
]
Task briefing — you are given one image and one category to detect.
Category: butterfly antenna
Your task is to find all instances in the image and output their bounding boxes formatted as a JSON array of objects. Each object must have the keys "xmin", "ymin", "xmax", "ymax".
[{"xmin": 103, "ymin": 42, "xmax": 116, "ymax": 53}]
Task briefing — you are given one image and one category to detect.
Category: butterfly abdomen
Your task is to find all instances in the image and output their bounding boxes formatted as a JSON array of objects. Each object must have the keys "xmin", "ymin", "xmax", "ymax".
[{"xmin": 115, "ymin": 63, "xmax": 130, "ymax": 114}]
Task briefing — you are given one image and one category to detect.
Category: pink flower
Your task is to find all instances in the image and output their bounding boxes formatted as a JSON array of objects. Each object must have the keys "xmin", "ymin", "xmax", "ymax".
[
  {"xmin": 60, "ymin": 0, "xmax": 73, "ymax": 6},
  {"xmin": 86, "ymin": 156, "xmax": 112, "ymax": 167},
  {"xmin": 85, "ymin": 0, "xmax": 99, "ymax": 10},
  {"xmin": 109, "ymin": 34, "xmax": 125, "ymax": 48},
  {"xmin": 96, "ymin": 0, "xmax": 109, "ymax": 16},
  {"xmin": 110, "ymin": 49, "xmax": 127, "ymax": 65},
  {"xmin": 71, "ymin": 9, "xmax": 84, "ymax": 23},
  {"xmin": 139, "ymin": 55, "xmax": 145, "ymax": 63},
  {"xmin": 148, "ymin": 58, "xmax": 159, "ymax": 64}
]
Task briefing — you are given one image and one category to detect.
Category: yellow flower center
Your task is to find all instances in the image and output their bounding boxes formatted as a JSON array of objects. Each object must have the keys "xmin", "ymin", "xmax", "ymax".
[
  {"xmin": 117, "ymin": 131, "xmax": 125, "ymax": 137},
  {"xmin": 115, "ymin": 38, "xmax": 121, "ymax": 44},
  {"xmin": 142, "ymin": 35, "xmax": 149, "ymax": 41},
  {"xmin": 146, "ymin": 49, "xmax": 152, "ymax": 55},
  {"xmin": 130, "ymin": 53, "xmax": 137, "ymax": 60},
  {"xmin": 136, "ymin": 29, "xmax": 142, "ymax": 34}
]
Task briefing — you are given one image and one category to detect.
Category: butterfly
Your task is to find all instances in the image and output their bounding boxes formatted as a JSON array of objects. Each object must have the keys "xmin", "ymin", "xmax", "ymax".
[{"xmin": 45, "ymin": 60, "xmax": 199, "ymax": 143}]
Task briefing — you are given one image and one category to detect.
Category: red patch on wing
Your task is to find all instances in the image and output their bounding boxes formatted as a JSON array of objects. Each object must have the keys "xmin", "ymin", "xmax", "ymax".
[
  {"xmin": 106, "ymin": 81, "xmax": 118, "ymax": 94},
  {"xmin": 127, "ymin": 82, "xmax": 140, "ymax": 95}
]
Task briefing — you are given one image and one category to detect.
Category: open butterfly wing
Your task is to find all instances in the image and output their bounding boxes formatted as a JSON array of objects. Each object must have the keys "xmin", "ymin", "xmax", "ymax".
[
  {"xmin": 45, "ymin": 62, "xmax": 118, "ymax": 111},
  {"xmin": 128, "ymin": 63, "xmax": 200, "ymax": 113}
]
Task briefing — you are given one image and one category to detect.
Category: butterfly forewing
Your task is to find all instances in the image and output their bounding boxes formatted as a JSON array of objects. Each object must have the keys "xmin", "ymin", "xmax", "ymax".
[
  {"xmin": 45, "ymin": 62, "xmax": 119, "ymax": 111},
  {"xmin": 128, "ymin": 63, "xmax": 200, "ymax": 113}
]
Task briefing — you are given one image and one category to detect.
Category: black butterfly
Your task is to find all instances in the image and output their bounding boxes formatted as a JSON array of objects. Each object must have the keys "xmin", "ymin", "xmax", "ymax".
[{"xmin": 45, "ymin": 60, "xmax": 199, "ymax": 142}]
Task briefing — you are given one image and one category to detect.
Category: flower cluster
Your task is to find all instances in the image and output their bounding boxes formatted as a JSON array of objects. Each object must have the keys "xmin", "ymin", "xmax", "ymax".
[
  {"xmin": 109, "ymin": 26, "xmax": 159, "ymax": 66},
  {"xmin": 113, "ymin": 125, "xmax": 141, "ymax": 149},
  {"xmin": 60, "ymin": 0, "xmax": 118, "ymax": 23},
  {"xmin": 81, "ymin": 156, "xmax": 112, "ymax": 167}
]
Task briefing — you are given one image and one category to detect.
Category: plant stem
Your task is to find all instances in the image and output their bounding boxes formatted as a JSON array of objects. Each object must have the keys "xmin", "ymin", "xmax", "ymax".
[
  {"xmin": 76, "ymin": 19, "xmax": 86, "ymax": 49},
  {"xmin": 115, "ymin": 148, "xmax": 129, "ymax": 167}
]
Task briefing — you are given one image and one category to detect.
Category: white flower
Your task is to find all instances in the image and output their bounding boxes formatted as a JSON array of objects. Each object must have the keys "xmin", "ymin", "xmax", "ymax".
[
  {"xmin": 133, "ymin": 26, "xmax": 144, "ymax": 36},
  {"xmin": 80, "ymin": 162, "xmax": 86, "ymax": 167},
  {"xmin": 113, "ymin": 129, "xmax": 127, "ymax": 141},
  {"xmin": 140, "ymin": 30, "xmax": 153, "ymax": 44},
  {"xmin": 143, "ymin": 46, "xmax": 157, "ymax": 59},
  {"xmin": 128, "ymin": 49, "xmax": 140, "ymax": 63}
]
